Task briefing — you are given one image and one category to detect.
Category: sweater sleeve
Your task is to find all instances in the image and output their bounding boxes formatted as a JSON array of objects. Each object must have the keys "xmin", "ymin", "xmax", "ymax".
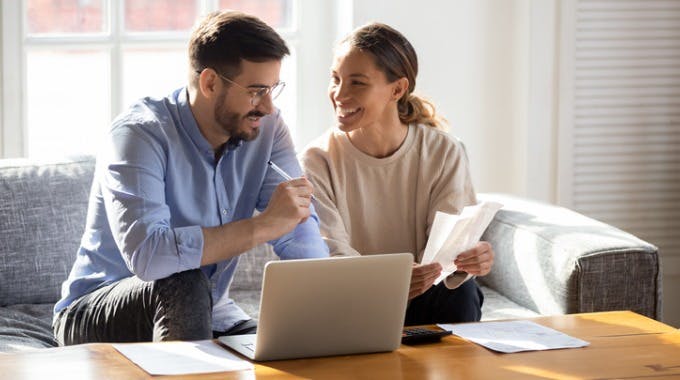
[
  {"xmin": 423, "ymin": 136, "xmax": 478, "ymax": 289},
  {"xmin": 427, "ymin": 137, "xmax": 477, "ymax": 224},
  {"xmin": 300, "ymin": 145, "xmax": 361, "ymax": 257}
]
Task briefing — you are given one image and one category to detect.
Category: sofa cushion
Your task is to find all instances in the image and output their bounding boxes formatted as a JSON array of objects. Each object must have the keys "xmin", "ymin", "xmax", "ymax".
[
  {"xmin": 479, "ymin": 286, "xmax": 539, "ymax": 321},
  {"xmin": 230, "ymin": 290, "xmax": 261, "ymax": 319},
  {"xmin": 0, "ymin": 304, "xmax": 57, "ymax": 352},
  {"xmin": 229, "ymin": 244, "xmax": 278, "ymax": 291},
  {"xmin": 0, "ymin": 157, "xmax": 95, "ymax": 306}
]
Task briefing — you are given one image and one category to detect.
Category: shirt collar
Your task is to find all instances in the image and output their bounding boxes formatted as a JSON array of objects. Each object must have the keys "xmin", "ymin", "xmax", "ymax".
[{"xmin": 177, "ymin": 88, "xmax": 215, "ymax": 157}]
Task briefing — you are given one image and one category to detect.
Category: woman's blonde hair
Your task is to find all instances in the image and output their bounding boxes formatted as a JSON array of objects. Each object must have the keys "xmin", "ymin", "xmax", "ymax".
[{"xmin": 340, "ymin": 22, "xmax": 446, "ymax": 130}]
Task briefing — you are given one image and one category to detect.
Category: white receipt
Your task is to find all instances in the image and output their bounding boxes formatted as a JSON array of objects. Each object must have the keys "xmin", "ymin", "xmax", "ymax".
[
  {"xmin": 438, "ymin": 320, "xmax": 590, "ymax": 353},
  {"xmin": 113, "ymin": 340, "xmax": 253, "ymax": 376},
  {"xmin": 421, "ymin": 201, "xmax": 502, "ymax": 284}
]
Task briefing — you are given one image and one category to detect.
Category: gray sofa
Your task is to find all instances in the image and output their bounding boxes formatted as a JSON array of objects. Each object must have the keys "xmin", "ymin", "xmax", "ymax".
[{"xmin": 0, "ymin": 157, "xmax": 662, "ymax": 353}]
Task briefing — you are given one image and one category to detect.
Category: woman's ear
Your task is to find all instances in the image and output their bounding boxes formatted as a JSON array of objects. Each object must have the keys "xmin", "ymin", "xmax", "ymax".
[{"xmin": 392, "ymin": 77, "xmax": 409, "ymax": 101}]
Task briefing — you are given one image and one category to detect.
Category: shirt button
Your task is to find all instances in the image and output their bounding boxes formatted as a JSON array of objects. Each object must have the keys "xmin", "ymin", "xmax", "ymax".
[{"xmin": 222, "ymin": 209, "xmax": 228, "ymax": 215}]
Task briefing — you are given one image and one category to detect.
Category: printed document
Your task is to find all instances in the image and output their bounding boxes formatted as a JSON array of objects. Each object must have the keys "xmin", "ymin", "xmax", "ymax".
[
  {"xmin": 113, "ymin": 340, "xmax": 253, "ymax": 376},
  {"xmin": 421, "ymin": 201, "xmax": 503, "ymax": 284},
  {"xmin": 438, "ymin": 320, "xmax": 590, "ymax": 353}
]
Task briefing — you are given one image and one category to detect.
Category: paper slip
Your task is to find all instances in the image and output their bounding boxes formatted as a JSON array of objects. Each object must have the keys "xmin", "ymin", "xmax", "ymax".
[
  {"xmin": 113, "ymin": 340, "xmax": 253, "ymax": 376},
  {"xmin": 438, "ymin": 320, "xmax": 590, "ymax": 353},
  {"xmin": 421, "ymin": 201, "xmax": 503, "ymax": 284}
]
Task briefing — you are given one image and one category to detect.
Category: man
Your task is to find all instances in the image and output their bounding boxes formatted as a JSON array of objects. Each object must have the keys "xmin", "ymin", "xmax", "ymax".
[{"xmin": 53, "ymin": 10, "xmax": 328, "ymax": 345}]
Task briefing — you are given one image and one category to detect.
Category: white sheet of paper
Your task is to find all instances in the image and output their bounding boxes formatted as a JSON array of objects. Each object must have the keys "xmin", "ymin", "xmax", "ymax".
[
  {"xmin": 113, "ymin": 340, "xmax": 253, "ymax": 376},
  {"xmin": 437, "ymin": 320, "xmax": 590, "ymax": 353},
  {"xmin": 421, "ymin": 201, "xmax": 503, "ymax": 284}
]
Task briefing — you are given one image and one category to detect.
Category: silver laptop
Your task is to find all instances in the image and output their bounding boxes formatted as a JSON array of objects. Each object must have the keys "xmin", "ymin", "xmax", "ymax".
[{"xmin": 218, "ymin": 253, "xmax": 413, "ymax": 361}]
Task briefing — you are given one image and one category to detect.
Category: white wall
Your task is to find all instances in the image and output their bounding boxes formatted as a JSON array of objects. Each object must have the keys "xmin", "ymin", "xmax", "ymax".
[
  {"xmin": 292, "ymin": 1, "xmax": 338, "ymax": 148},
  {"xmin": 350, "ymin": 0, "xmax": 532, "ymax": 196}
]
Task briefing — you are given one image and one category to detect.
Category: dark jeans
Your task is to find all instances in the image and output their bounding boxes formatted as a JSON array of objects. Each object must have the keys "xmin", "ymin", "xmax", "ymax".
[
  {"xmin": 212, "ymin": 318, "xmax": 258, "ymax": 338},
  {"xmin": 404, "ymin": 279, "xmax": 484, "ymax": 325},
  {"xmin": 54, "ymin": 269, "xmax": 255, "ymax": 345}
]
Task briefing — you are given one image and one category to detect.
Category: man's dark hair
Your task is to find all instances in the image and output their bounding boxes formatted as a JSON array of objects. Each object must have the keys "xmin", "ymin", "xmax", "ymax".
[{"xmin": 188, "ymin": 10, "xmax": 290, "ymax": 84}]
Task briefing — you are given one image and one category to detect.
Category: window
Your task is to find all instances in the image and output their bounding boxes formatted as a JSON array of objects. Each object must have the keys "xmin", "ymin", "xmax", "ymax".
[{"xmin": 1, "ymin": 0, "xmax": 331, "ymax": 158}]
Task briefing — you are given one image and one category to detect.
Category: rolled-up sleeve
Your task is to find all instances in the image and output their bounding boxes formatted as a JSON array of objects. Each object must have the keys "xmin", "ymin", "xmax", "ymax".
[
  {"xmin": 257, "ymin": 114, "xmax": 329, "ymax": 259},
  {"xmin": 272, "ymin": 210, "xmax": 329, "ymax": 259},
  {"xmin": 102, "ymin": 126, "xmax": 203, "ymax": 281}
]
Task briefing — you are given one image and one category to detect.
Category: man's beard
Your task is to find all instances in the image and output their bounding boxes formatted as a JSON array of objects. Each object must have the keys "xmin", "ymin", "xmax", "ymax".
[{"xmin": 214, "ymin": 92, "xmax": 264, "ymax": 145}]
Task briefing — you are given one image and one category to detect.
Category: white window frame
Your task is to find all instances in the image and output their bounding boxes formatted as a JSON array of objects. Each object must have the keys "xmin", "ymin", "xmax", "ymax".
[{"xmin": 1, "ymin": 0, "xmax": 337, "ymax": 158}]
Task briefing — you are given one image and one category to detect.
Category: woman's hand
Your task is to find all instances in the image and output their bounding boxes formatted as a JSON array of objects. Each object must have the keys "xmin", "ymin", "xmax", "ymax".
[
  {"xmin": 454, "ymin": 241, "xmax": 494, "ymax": 276},
  {"xmin": 409, "ymin": 262, "xmax": 442, "ymax": 300}
]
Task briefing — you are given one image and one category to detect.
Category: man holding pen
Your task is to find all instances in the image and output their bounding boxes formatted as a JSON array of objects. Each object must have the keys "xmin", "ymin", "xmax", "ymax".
[{"xmin": 53, "ymin": 10, "xmax": 327, "ymax": 345}]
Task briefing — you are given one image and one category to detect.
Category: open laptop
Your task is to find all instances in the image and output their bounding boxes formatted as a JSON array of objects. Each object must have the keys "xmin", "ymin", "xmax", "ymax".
[{"xmin": 218, "ymin": 253, "xmax": 413, "ymax": 361}]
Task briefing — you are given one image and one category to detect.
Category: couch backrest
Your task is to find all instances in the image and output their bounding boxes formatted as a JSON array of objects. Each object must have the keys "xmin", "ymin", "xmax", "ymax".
[
  {"xmin": 0, "ymin": 157, "xmax": 94, "ymax": 306},
  {"xmin": 230, "ymin": 244, "xmax": 278, "ymax": 291}
]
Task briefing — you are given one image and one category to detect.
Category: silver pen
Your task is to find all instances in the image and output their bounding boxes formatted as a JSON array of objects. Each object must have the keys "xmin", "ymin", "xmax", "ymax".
[
  {"xmin": 267, "ymin": 160, "xmax": 294, "ymax": 180},
  {"xmin": 267, "ymin": 160, "xmax": 316, "ymax": 200}
]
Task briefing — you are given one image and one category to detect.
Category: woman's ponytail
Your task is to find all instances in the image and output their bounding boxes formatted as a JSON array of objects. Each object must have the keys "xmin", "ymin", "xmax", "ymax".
[{"xmin": 398, "ymin": 93, "xmax": 446, "ymax": 131}]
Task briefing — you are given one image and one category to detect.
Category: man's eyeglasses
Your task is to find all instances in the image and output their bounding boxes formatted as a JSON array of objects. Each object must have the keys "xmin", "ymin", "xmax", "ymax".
[{"xmin": 198, "ymin": 69, "xmax": 286, "ymax": 107}]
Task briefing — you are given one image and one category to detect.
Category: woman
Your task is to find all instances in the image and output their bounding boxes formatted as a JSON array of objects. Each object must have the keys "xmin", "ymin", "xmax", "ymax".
[{"xmin": 301, "ymin": 22, "xmax": 495, "ymax": 324}]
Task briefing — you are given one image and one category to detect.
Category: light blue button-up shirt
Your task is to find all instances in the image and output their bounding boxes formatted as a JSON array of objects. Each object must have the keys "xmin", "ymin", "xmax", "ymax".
[{"xmin": 55, "ymin": 88, "xmax": 329, "ymax": 331}]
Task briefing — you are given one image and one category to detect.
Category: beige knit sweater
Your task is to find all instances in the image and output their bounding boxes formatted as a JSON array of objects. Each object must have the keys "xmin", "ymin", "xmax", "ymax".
[{"xmin": 301, "ymin": 124, "xmax": 478, "ymax": 288}]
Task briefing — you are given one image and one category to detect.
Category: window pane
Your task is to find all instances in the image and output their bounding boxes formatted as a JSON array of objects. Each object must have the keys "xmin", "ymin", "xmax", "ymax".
[
  {"xmin": 122, "ymin": 48, "xmax": 188, "ymax": 108},
  {"xmin": 26, "ymin": 50, "xmax": 109, "ymax": 158},
  {"xmin": 276, "ymin": 49, "xmax": 297, "ymax": 135},
  {"xmin": 27, "ymin": 0, "xmax": 106, "ymax": 35},
  {"xmin": 125, "ymin": 0, "xmax": 197, "ymax": 32},
  {"xmin": 219, "ymin": 0, "xmax": 293, "ymax": 29}
]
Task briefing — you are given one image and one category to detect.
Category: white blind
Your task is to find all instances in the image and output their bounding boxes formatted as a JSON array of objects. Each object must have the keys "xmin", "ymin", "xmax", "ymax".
[{"xmin": 571, "ymin": 0, "xmax": 680, "ymax": 258}]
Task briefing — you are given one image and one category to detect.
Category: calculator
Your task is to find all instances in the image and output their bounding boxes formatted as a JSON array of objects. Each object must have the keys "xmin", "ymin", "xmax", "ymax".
[{"xmin": 401, "ymin": 327, "xmax": 452, "ymax": 345}]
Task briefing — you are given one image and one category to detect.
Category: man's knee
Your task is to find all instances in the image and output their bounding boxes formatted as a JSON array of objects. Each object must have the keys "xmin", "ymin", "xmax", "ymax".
[
  {"xmin": 154, "ymin": 269, "xmax": 212, "ymax": 309},
  {"xmin": 152, "ymin": 269, "xmax": 213, "ymax": 341}
]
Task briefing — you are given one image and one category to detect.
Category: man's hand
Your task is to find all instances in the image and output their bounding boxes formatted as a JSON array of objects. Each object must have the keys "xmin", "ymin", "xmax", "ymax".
[
  {"xmin": 454, "ymin": 241, "xmax": 494, "ymax": 276},
  {"xmin": 409, "ymin": 262, "xmax": 442, "ymax": 300},
  {"xmin": 256, "ymin": 178, "xmax": 314, "ymax": 238},
  {"xmin": 201, "ymin": 178, "xmax": 314, "ymax": 266}
]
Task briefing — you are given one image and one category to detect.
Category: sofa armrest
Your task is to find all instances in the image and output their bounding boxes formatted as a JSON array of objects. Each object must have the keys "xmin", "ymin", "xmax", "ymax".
[{"xmin": 478, "ymin": 193, "xmax": 662, "ymax": 320}]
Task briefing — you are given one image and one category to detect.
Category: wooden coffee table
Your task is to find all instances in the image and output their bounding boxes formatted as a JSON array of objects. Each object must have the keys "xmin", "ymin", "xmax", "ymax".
[{"xmin": 2, "ymin": 311, "xmax": 679, "ymax": 379}]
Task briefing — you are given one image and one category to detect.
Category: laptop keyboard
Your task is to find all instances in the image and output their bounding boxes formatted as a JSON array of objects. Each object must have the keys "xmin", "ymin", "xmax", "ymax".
[{"xmin": 241, "ymin": 342, "xmax": 256, "ymax": 352}]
